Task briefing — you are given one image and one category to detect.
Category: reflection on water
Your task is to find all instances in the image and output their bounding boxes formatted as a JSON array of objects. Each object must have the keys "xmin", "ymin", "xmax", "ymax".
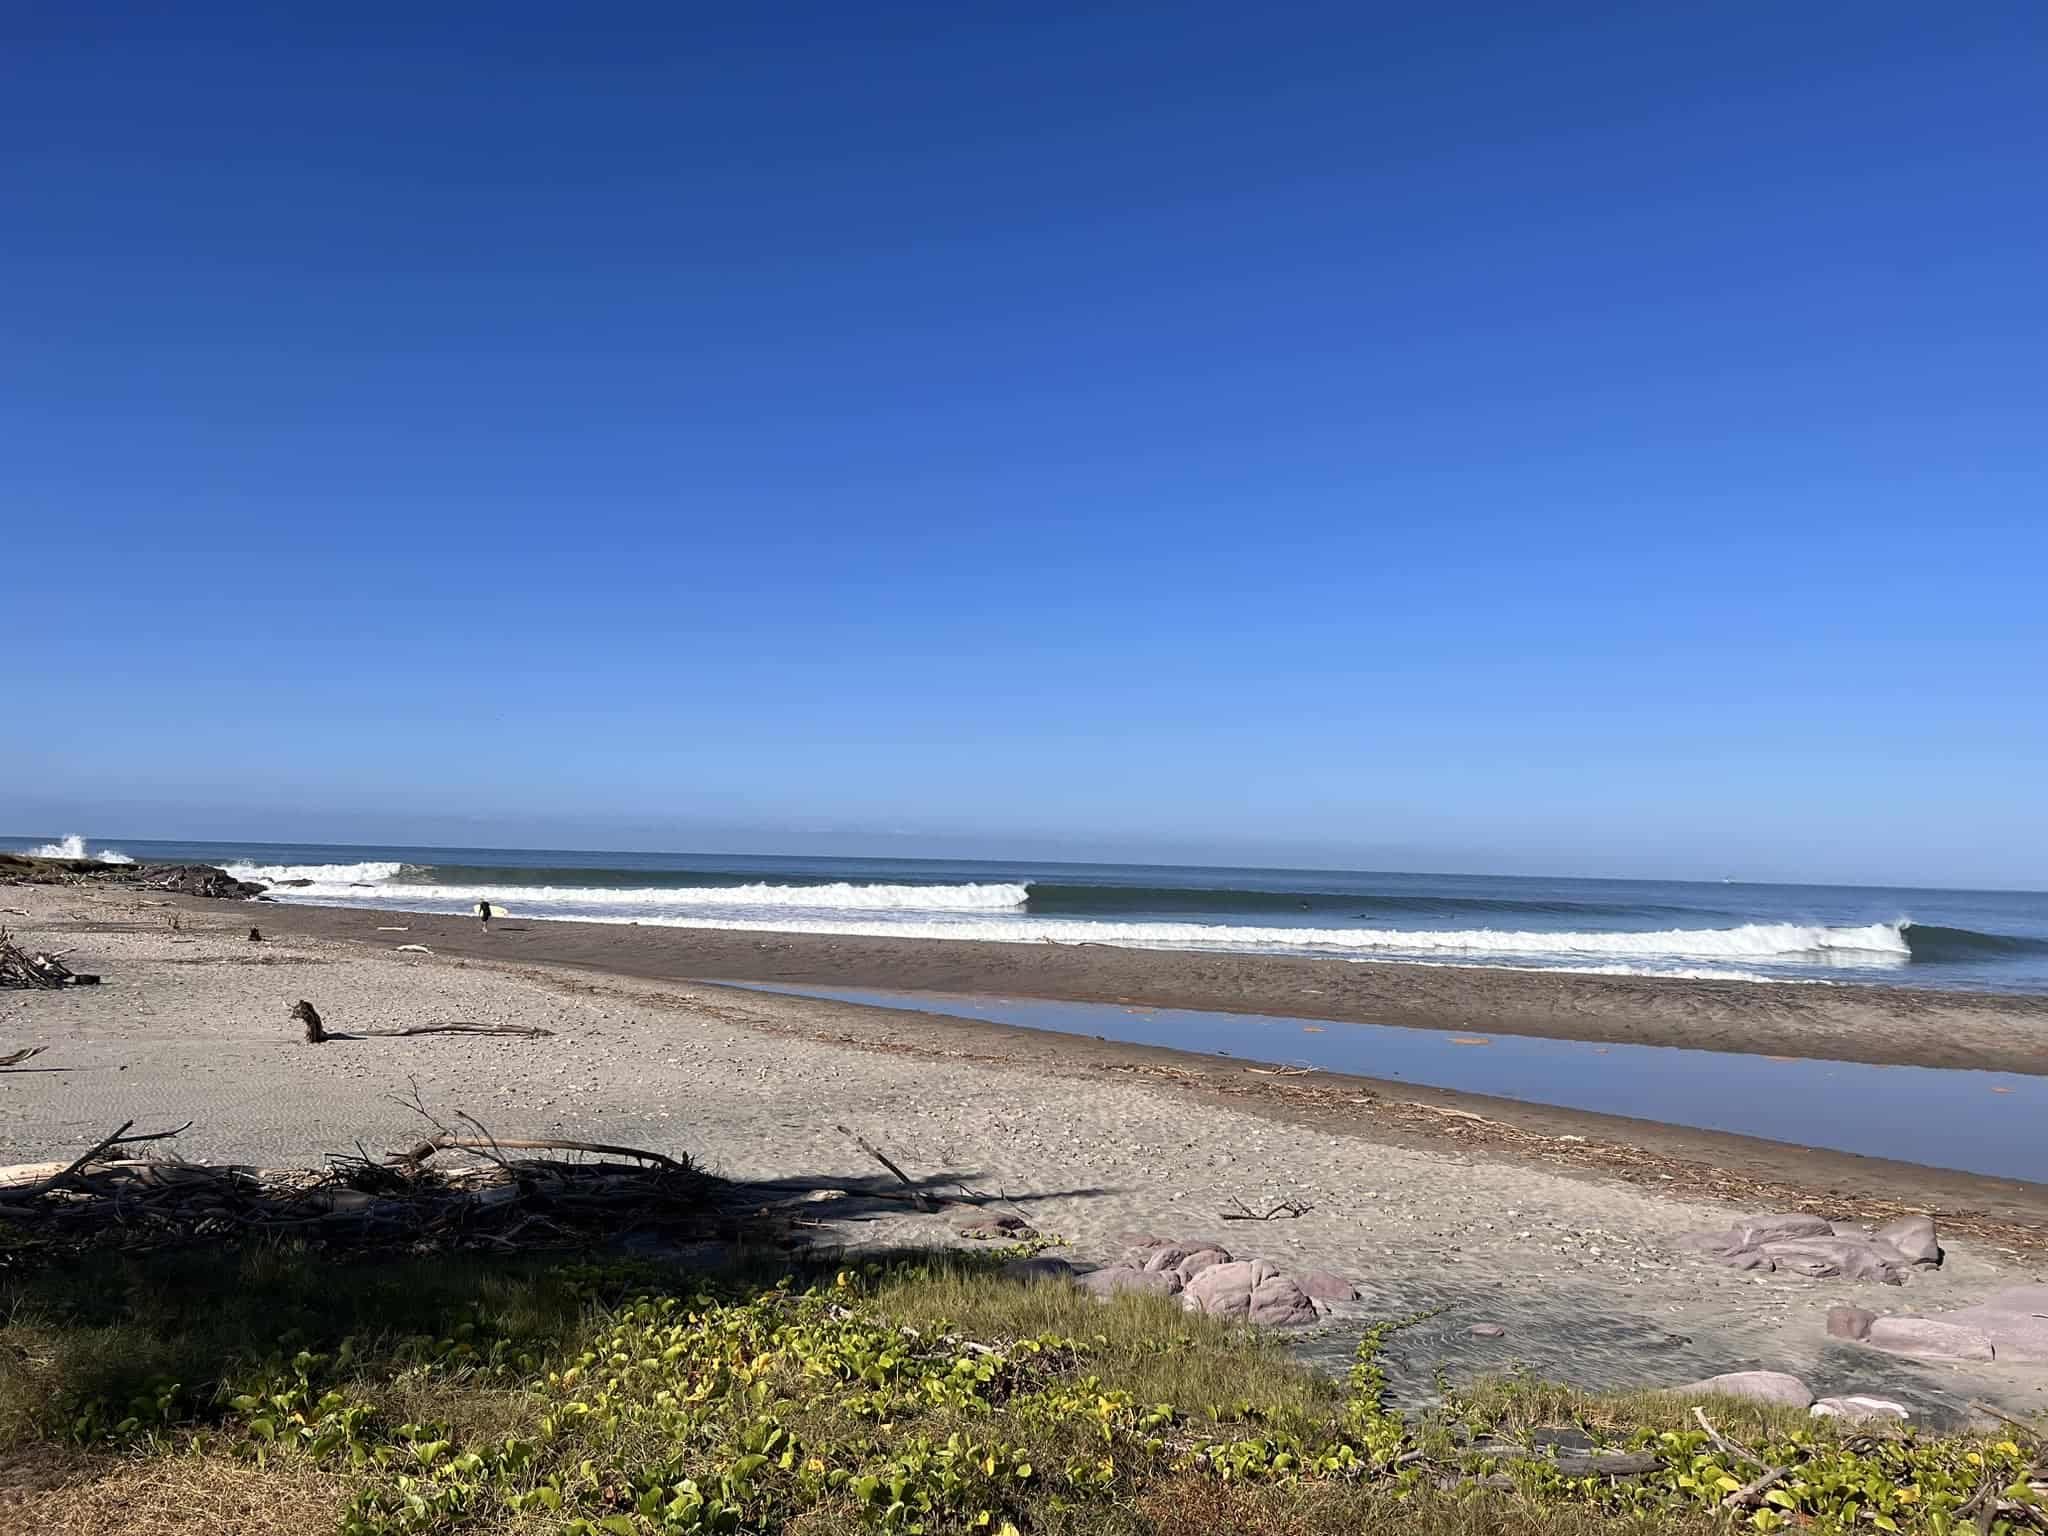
[{"xmin": 726, "ymin": 983, "xmax": 2048, "ymax": 1182}]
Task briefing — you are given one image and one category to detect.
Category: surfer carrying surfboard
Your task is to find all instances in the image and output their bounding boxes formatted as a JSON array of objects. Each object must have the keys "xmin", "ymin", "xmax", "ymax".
[{"xmin": 476, "ymin": 899, "xmax": 494, "ymax": 931}]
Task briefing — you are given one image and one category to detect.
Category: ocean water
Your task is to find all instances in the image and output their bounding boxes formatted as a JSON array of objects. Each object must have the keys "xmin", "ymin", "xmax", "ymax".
[{"xmin": 14, "ymin": 836, "xmax": 2048, "ymax": 993}]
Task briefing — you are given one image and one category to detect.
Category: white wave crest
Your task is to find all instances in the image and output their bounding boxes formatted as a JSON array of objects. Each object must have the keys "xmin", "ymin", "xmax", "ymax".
[
  {"xmin": 239, "ymin": 870, "xmax": 1912, "ymax": 970},
  {"xmin": 599, "ymin": 915, "xmax": 1908, "ymax": 963},
  {"xmin": 28, "ymin": 834, "xmax": 133, "ymax": 864},
  {"xmin": 251, "ymin": 874, "xmax": 1031, "ymax": 912},
  {"xmin": 225, "ymin": 861, "xmax": 407, "ymax": 886}
]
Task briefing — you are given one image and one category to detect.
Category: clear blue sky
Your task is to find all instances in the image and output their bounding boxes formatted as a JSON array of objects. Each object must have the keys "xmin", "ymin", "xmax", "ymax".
[{"xmin": 5, "ymin": 2, "xmax": 2045, "ymax": 887}]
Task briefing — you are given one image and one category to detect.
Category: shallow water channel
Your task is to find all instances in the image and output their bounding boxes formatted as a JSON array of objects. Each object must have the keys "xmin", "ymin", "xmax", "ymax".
[{"xmin": 728, "ymin": 982, "xmax": 2048, "ymax": 1182}]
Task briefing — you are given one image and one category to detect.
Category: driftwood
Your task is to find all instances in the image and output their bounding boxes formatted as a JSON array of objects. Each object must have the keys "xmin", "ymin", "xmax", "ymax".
[
  {"xmin": 0, "ymin": 1109, "xmax": 718, "ymax": 1255},
  {"xmin": 836, "ymin": 1124, "xmax": 939, "ymax": 1212},
  {"xmin": 1691, "ymin": 1409, "xmax": 1792, "ymax": 1509},
  {"xmin": 390, "ymin": 1134, "xmax": 684, "ymax": 1171},
  {"xmin": 377, "ymin": 1022, "xmax": 555, "ymax": 1039},
  {"xmin": 6, "ymin": 1120, "xmax": 194, "ymax": 1202},
  {"xmin": 0, "ymin": 1046, "xmax": 45, "ymax": 1067},
  {"xmin": 294, "ymin": 998, "xmax": 553, "ymax": 1045},
  {"xmin": 1, "ymin": 931, "xmax": 91, "ymax": 989},
  {"xmin": 1220, "ymin": 1196, "xmax": 1314, "ymax": 1221}
]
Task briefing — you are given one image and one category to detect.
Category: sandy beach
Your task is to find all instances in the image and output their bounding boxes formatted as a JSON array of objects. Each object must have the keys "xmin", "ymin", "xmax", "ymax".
[
  {"xmin": 237, "ymin": 898, "xmax": 2048, "ymax": 1075},
  {"xmin": 4, "ymin": 881, "xmax": 2046, "ymax": 1424}
]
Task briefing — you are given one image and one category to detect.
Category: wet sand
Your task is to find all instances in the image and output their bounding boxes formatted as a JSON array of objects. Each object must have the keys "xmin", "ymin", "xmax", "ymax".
[{"xmin": 235, "ymin": 900, "xmax": 2048, "ymax": 1075}]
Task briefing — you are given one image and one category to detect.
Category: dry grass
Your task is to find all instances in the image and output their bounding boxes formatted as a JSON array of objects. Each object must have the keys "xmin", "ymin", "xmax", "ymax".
[{"xmin": 1, "ymin": 1449, "xmax": 355, "ymax": 1536}]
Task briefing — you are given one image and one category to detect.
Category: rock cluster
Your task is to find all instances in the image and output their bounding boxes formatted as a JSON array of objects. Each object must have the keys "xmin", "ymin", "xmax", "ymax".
[
  {"xmin": 1837, "ymin": 1285, "xmax": 2048, "ymax": 1365},
  {"xmin": 1059, "ymin": 1236, "xmax": 1357, "ymax": 1327},
  {"xmin": 132, "ymin": 864, "xmax": 268, "ymax": 899},
  {"xmin": 1677, "ymin": 1213, "xmax": 1941, "ymax": 1285},
  {"xmin": 0, "ymin": 855, "xmax": 264, "ymax": 899}
]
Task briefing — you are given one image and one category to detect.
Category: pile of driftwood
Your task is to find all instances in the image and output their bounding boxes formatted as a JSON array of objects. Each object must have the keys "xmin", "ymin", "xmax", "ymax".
[
  {"xmin": 0, "ymin": 1113, "xmax": 724, "ymax": 1259},
  {"xmin": 0, "ymin": 930, "xmax": 97, "ymax": 989}
]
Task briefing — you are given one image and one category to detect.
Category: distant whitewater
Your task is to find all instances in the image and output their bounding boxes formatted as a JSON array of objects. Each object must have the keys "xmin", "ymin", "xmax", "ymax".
[
  {"xmin": 152, "ymin": 843, "xmax": 2048, "ymax": 992},
  {"xmin": 26, "ymin": 834, "xmax": 133, "ymax": 864}
]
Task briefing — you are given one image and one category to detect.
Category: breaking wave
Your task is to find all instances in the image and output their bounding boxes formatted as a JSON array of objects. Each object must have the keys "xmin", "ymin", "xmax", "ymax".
[
  {"xmin": 28, "ymin": 834, "xmax": 133, "ymax": 864},
  {"xmin": 588, "ymin": 915, "xmax": 1912, "ymax": 963},
  {"xmin": 212, "ymin": 857, "xmax": 2046, "ymax": 983},
  {"xmin": 225, "ymin": 860, "xmax": 408, "ymax": 887},
  {"xmin": 229, "ymin": 864, "xmax": 1029, "ymax": 913}
]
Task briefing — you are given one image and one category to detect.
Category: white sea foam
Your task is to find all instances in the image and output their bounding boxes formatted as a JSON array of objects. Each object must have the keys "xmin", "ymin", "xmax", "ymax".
[
  {"xmin": 225, "ymin": 860, "xmax": 408, "ymax": 886},
  {"xmin": 240, "ymin": 866, "xmax": 1913, "ymax": 971},
  {"xmin": 236, "ymin": 867, "xmax": 1029, "ymax": 912},
  {"xmin": 28, "ymin": 834, "xmax": 133, "ymax": 864},
  {"xmin": 597, "ymin": 915, "xmax": 1908, "ymax": 965}
]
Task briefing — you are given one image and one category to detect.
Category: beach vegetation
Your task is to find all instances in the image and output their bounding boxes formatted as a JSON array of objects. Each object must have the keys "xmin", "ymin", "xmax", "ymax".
[{"xmin": 0, "ymin": 1243, "xmax": 2041, "ymax": 1535}]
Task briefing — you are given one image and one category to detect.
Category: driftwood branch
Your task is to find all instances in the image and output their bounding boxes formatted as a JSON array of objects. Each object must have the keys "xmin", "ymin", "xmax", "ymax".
[
  {"xmin": 1220, "ymin": 1196, "xmax": 1314, "ymax": 1221},
  {"xmin": 297, "ymin": 999, "xmax": 554, "ymax": 1045},
  {"xmin": 0, "ymin": 1046, "xmax": 45, "ymax": 1067},
  {"xmin": 1689, "ymin": 1408, "xmax": 1792, "ymax": 1508},
  {"xmin": 14, "ymin": 1120, "xmax": 192, "ymax": 1200},
  {"xmin": 374, "ymin": 1022, "xmax": 555, "ymax": 1038},
  {"xmin": 389, "ymin": 1135, "xmax": 685, "ymax": 1171},
  {"xmin": 835, "ymin": 1124, "xmax": 939, "ymax": 1212}
]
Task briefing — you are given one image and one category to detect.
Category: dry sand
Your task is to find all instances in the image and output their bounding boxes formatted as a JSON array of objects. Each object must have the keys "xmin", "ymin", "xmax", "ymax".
[{"xmin": 3, "ymin": 884, "xmax": 2045, "ymax": 1422}]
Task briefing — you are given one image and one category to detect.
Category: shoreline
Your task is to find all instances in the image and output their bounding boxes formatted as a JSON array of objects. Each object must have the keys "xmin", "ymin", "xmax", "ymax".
[
  {"xmin": 228, "ymin": 899, "xmax": 2048, "ymax": 1075},
  {"xmin": 117, "ymin": 892, "xmax": 2048, "ymax": 1231},
  {"xmin": 6, "ymin": 881, "xmax": 2047, "ymax": 1416}
]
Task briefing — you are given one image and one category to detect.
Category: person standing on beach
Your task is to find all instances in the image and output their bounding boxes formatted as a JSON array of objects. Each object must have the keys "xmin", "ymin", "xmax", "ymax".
[{"xmin": 476, "ymin": 899, "xmax": 493, "ymax": 932}]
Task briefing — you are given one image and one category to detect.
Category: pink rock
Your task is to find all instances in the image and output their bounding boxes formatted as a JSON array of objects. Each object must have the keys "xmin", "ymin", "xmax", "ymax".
[
  {"xmin": 1931, "ymin": 1286, "xmax": 2048, "ymax": 1364},
  {"xmin": 1755, "ymin": 1238, "xmax": 1904, "ymax": 1285},
  {"xmin": 1181, "ymin": 1260, "xmax": 1272, "ymax": 1319},
  {"xmin": 1827, "ymin": 1306, "xmax": 1876, "ymax": 1341},
  {"xmin": 1863, "ymin": 1317, "xmax": 1996, "ymax": 1362},
  {"xmin": 1175, "ymin": 1247, "xmax": 1232, "ymax": 1280},
  {"xmin": 1079, "ymin": 1266, "xmax": 1181, "ymax": 1298},
  {"xmin": 1247, "ymin": 1273, "xmax": 1320, "ymax": 1326},
  {"xmin": 1734, "ymin": 1214, "xmax": 1834, "ymax": 1247},
  {"xmin": 1670, "ymin": 1371, "xmax": 1814, "ymax": 1408},
  {"xmin": 1871, "ymin": 1215, "xmax": 1941, "ymax": 1267},
  {"xmin": 1299, "ymin": 1271, "xmax": 1359, "ymax": 1302},
  {"xmin": 1179, "ymin": 1260, "xmax": 1319, "ymax": 1326}
]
